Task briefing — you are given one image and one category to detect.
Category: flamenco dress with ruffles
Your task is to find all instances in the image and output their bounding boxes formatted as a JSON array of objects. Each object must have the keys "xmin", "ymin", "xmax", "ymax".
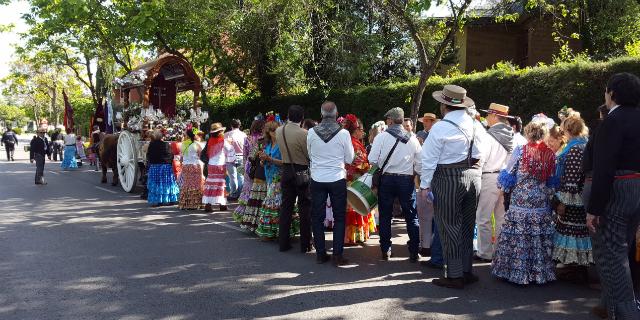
[
  {"xmin": 178, "ymin": 140, "xmax": 204, "ymax": 210},
  {"xmin": 552, "ymin": 138, "xmax": 593, "ymax": 266},
  {"xmin": 232, "ymin": 134, "xmax": 259, "ymax": 223},
  {"xmin": 236, "ymin": 137, "xmax": 267, "ymax": 232},
  {"xmin": 255, "ymin": 143, "xmax": 300, "ymax": 240},
  {"xmin": 202, "ymin": 136, "xmax": 234, "ymax": 206},
  {"xmin": 492, "ymin": 143, "xmax": 559, "ymax": 284},
  {"xmin": 146, "ymin": 140, "xmax": 180, "ymax": 206},
  {"xmin": 170, "ymin": 141, "xmax": 182, "ymax": 180},
  {"xmin": 344, "ymin": 137, "xmax": 376, "ymax": 245}
]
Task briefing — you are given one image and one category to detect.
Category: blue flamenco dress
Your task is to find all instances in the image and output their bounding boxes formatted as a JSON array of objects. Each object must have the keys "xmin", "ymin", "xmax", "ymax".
[
  {"xmin": 61, "ymin": 134, "xmax": 78, "ymax": 170},
  {"xmin": 146, "ymin": 140, "xmax": 180, "ymax": 205},
  {"xmin": 492, "ymin": 143, "xmax": 559, "ymax": 285}
]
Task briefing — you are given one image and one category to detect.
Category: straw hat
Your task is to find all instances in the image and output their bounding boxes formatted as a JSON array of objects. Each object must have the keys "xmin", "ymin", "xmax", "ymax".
[
  {"xmin": 431, "ymin": 84, "xmax": 475, "ymax": 108},
  {"xmin": 210, "ymin": 122, "xmax": 226, "ymax": 133},
  {"xmin": 418, "ymin": 112, "xmax": 438, "ymax": 123},
  {"xmin": 480, "ymin": 103, "xmax": 510, "ymax": 117}
]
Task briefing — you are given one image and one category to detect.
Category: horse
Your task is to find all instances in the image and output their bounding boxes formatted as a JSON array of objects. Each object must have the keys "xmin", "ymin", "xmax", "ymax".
[{"xmin": 98, "ymin": 134, "xmax": 119, "ymax": 186}]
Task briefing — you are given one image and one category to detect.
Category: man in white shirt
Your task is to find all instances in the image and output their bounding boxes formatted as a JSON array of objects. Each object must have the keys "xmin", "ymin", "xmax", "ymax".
[
  {"xmin": 419, "ymin": 84, "xmax": 487, "ymax": 289},
  {"xmin": 369, "ymin": 107, "xmax": 422, "ymax": 262},
  {"xmin": 307, "ymin": 101, "xmax": 355, "ymax": 266},
  {"xmin": 224, "ymin": 119, "xmax": 247, "ymax": 200},
  {"xmin": 475, "ymin": 103, "xmax": 515, "ymax": 262}
]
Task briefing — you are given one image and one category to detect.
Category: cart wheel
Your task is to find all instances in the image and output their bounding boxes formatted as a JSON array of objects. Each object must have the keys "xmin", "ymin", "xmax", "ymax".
[{"xmin": 117, "ymin": 131, "xmax": 139, "ymax": 193}]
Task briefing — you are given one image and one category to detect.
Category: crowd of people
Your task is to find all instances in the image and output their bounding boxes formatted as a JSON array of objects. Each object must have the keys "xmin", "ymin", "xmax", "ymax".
[{"xmin": 5, "ymin": 71, "xmax": 640, "ymax": 319}]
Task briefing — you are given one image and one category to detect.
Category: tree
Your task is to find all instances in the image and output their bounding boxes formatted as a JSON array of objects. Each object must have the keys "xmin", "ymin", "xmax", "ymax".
[{"xmin": 374, "ymin": 0, "xmax": 473, "ymax": 124}]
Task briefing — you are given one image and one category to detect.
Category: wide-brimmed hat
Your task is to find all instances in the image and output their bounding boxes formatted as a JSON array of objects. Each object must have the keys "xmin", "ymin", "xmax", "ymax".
[
  {"xmin": 210, "ymin": 122, "xmax": 226, "ymax": 133},
  {"xmin": 432, "ymin": 84, "xmax": 475, "ymax": 108},
  {"xmin": 418, "ymin": 112, "xmax": 438, "ymax": 123},
  {"xmin": 480, "ymin": 103, "xmax": 510, "ymax": 117}
]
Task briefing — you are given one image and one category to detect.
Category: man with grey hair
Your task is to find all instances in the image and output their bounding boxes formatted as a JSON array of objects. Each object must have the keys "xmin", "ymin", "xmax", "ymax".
[
  {"xmin": 307, "ymin": 101, "xmax": 355, "ymax": 266},
  {"xmin": 368, "ymin": 107, "xmax": 422, "ymax": 262}
]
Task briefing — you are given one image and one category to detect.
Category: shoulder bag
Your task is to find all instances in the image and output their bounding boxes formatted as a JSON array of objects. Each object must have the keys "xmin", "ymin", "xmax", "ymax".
[{"xmin": 371, "ymin": 137, "xmax": 401, "ymax": 190}]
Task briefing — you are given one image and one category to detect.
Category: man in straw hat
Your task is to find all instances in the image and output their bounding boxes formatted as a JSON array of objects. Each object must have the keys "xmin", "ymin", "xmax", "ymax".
[
  {"xmin": 30, "ymin": 124, "xmax": 50, "ymax": 185},
  {"xmin": 419, "ymin": 84, "xmax": 487, "ymax": 289},
  {"xmin": 416, "ymin": 113, "xmax": 438, "ymax": 144},
  {"xmin": 474, "ymin": 103, "xmax": 515, "ymax": 262},
  {"xmin": 368, "ymin": 107, "xmax": 422, "ymax": 262},
  {"xmin": 201, "ymin": 122, "xmax": 235, "ymax": 212}
]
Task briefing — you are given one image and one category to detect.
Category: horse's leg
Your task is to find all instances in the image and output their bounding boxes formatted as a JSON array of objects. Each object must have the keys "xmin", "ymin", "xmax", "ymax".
[
  {"xmin": 101, "ymin": 159, "xmax": 108, "ymax": 183},
  {"xmin": 111, "ymin": 163, "xmax": 119, "ymax": 186}
]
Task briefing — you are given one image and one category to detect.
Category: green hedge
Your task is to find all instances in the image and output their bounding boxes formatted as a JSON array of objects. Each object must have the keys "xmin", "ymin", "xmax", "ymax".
[{"xmin": 205, "ymin": 57, "xmax": 640, "ymax": 129}]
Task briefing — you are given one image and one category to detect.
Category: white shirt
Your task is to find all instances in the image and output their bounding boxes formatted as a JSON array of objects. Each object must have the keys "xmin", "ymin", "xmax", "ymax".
[
  {"xmin": 183, "ymin": 141, "xmax": 203, "ymax": 165},
  {"xmin": 513, "ymin": 132, "xmax": 528, "ymax": 147},
  {"xmin": 368, "ymin": 129, "xmax": 422, "ymax": 175},
  {"xmin": 208, "ymin": 141, "xmax": 235, "ymax": 166},
  {"xmin": 307, "ymin": 128, "xmax": 355, "ymax": 183},
  {"xmin": 609, "ymin": 104, "xmax": 620, "ymax": 114},
  {"xmin": 63, "ymin": 134, "xmax": 76, "ymax": 146},
  {"xmin": 420, "ymin": 110, "xmax": 488, "ymax": 189},
  {"xmin": 479, "ymin": 124, "xmax": 511, "ymax": 173},
  {"xmin": 224, "ymin": 128, "xmax": 247, "ymax": 159}
]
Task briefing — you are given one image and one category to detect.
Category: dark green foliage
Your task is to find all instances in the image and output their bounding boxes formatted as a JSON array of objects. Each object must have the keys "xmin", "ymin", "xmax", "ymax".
[{"xmin": 206, "ymin": 57, "xmax": 640, "ymax": 128}]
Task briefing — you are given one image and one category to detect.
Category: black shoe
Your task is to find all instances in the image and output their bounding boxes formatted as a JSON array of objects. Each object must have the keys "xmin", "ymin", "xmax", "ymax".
[
  {"xmin": 219, "ymin": 205, "xmax": 228, "ymax": 211},
  {"xmin": 463, "ymin": 272, "xmax": 479, "ymax": 284},
  {"xmin": 433, "ymin": 277, "xmax": 464, "ymax": 289},
  {"xmin": 316, "ymin": 253, "xmax": 330, "ymax": 264},
  {"xmin": 473, "ymin": 254, "xmax": 492, "ymax": 263},
  {"xmin": 409, "ymin": 253, "xmax": 419, "ymax": 263},
  {"xmin": 279, "ymin": 244, "xmax": 293, "ymax": 252},
  {"xmin": 421, "ymin": 260, "xmax": 443, "ymax": 269},
  {"xmin": 300, "ymin": 244, "xmax": 313, "ymax": 253},
  {"xmin": 381, "ymin": 249, "xmax": 392, "ymax": 261},
  {"xmin": 332, "ymin": 255, "xmax": 349, "ymax": 266},
  {"xmin": 419, "ymin": 247, "xmax": 431, "ymax": 257}
]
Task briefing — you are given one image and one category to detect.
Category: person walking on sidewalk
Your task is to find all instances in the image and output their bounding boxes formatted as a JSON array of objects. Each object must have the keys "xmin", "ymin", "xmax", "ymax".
[
  {"xmin": 1, "ymin": 127, "xmax": 18, "ymax": 161},
  {"xmin": 30, "ymin": 126, "xmax": 50, "ymax": 185},
  {"xmin": 225, "ymin": 119, "xmax": 247, "ymax": 200}
]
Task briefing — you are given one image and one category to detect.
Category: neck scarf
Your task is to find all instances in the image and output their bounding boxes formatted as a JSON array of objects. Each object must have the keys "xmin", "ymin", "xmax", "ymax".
[
  {"xmin": 521, "ymin": 141, "xmax": 556, "ymax": 181},
  {"xmin": 385, "ymin": 124, "xmax": 410, "ymax": 143},
  {"xmin": 487, "ymin": 123, "xmax": 514, "ymax": 153},
  {"xmin": 206, "ymin": 135, "xmax": 225, "ymax": 158},
  {"xmin": 556, "ymin": 136, "xmax": 587, "ymax": 177},
  {"xmin": 314, "ymin": 117, "xmax": 342, "ymax": 143}
]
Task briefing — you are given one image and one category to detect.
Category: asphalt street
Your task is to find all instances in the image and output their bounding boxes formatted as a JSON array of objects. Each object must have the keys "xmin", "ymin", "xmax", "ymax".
[{"xmin": 0, "ymin": 137, "xmax": 600, "ymax": 320}]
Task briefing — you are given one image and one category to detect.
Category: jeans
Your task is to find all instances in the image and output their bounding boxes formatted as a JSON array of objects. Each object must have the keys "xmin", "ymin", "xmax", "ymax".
[
  {"xmin": 310, "ymin": 178, "xmax": 347, "ymax": 257},
  {"xmin": 226, "ymin": 160, "xmax": 244, "ymax": 198},
  {"xmin": 279, "ymin": 165, "xmax": 311, "ymax": 251},
  {"xmin": 431, "ymin": 221, "xmax": 444, "ymax": 266},
  {"xmin": 378, "ymin": 174, "xmax": 420, "ymax": 255}
]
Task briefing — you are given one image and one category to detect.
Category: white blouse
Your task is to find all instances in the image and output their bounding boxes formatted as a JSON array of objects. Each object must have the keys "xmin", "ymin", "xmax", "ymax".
[
  {"xmin": 183, "ymin": 141, "xmax": 203, "ymax": 165},
  {"xmin": 64, "ymin": 134, "xmax": 76, "ymax": 146}
]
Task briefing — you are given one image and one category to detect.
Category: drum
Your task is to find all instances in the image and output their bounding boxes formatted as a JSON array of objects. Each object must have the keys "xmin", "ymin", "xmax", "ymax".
[{"xmin": 347, "ymin": 167, "xmax": 378, "ymax": 216}]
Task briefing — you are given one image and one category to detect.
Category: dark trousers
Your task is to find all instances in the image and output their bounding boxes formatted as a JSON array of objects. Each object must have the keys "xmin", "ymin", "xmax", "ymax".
[
  {"xmin": 310, "ymin": 179, "xmax": 346, "ymax": 257},
  {"xmin": 34, "ymin": 153, "xmax": 45, "ymax": 184},
  {"xmin": 431, "ymin": 220, "xmax": 444, "ymax": 266},
  {"xmin": 592, "ymin": 173, "xmax": 640, "ymax": 319},
  {"xmin": 432, "ymin": 167, "xmax": 481, "ymax": 279},
  {"xmin": 52, "ymin": 142, "xmax": 63, "ymax": 161},
  {"xmin": 378, "ymin": 174, "xmax": 420, "ymax": 255},
  {"xmin": 279, "ymin": 165, "xmax": 311, "ymax": 251},
  {"xmin": 4, "ymin": 142, "xmax": 14, "ymax": 160}
]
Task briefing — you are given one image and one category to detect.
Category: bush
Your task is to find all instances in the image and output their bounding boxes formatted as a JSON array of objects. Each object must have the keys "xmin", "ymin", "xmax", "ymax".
[
  {"xmin": 12, "ymin": 127, "xmax": 23, "ymax": 135},
  {"xmin": 205, "ymin": 56, "xmax": 640, "ymax": 129}
]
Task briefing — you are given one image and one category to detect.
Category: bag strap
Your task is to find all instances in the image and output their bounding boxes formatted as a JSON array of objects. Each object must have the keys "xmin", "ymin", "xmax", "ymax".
[
  {"xmin": 487, "ymin": 130, "xmax": 510, "ymax": 153},
  {"xmin": 441, "ymin": 118, "xmax": 476, "ymax": 167},
  {"xmin": 379, "ymin": 138, "xmax": 401, "ymax": 175},
  {"xmin": 282, "ymin": 124, "xmax": 298, "ymax": 172}
]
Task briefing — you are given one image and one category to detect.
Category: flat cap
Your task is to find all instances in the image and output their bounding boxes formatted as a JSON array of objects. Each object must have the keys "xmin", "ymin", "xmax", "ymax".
[{"xmin": 384, "ymin": 107, "xmax": 404, "ymax": 120}]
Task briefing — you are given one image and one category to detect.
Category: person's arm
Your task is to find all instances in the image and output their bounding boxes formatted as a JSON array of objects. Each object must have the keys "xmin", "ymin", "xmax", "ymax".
[
  {"xmin": 412, "ymin": 137, "xmax": 422, "ymax": 175},
  {"xmin": 343, "ymin": 131, "xmax": 355, "ymax": 165},
  {"xmin": 420, "ymin": 126, "xmax": 445, "ymax": 189},
  {"xmin": 588, "ymin": 116, "xmax": 623, "ymax": 216},
  {"xmin": 367, "ymin": 134, "xmax": 382, "ymax": 167},
  {"xmin": 306, "ymin": 130, "xmax": 313, "ymax": 164},
  {"xmin": 556, "ymin": 147, "xmax": 585, "ymax": 207}
]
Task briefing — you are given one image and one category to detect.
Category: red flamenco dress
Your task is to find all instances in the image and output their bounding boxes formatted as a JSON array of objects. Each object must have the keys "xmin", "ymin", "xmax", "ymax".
[
  {"xmin": 170, "ymin": 141, "xmax": 182, "ymax": 180},
  {"xmin": 344, "ymin": 136, "xmax": 376, "ymax": 245}
]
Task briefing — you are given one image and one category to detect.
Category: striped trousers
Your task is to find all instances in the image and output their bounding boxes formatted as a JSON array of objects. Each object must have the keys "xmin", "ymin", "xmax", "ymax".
[
  {"xmin": 592, "ymin": 171, "xmax": 640, "ymax": 320},
  {"xmin": 432, "ymin": 166, "xmax": 481, "ymax": 279}
]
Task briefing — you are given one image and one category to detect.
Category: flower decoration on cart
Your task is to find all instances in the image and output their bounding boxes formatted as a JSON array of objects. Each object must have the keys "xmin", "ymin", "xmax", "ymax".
[{"xmin": 112, "ymin": 69, "xmax": 148, "ymax": 87}]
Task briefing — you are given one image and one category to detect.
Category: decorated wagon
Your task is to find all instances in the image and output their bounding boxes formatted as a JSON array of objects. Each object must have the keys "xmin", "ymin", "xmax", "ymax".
[{"xmin": 112, "ymin": 53, "xmax": 208, "ymax": 192}]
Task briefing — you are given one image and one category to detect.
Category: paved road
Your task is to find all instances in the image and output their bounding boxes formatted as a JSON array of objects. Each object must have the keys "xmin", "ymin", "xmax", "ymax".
[{"xmin": 0, "ymin": 139, "xmax": 600, "ymax": 320}]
